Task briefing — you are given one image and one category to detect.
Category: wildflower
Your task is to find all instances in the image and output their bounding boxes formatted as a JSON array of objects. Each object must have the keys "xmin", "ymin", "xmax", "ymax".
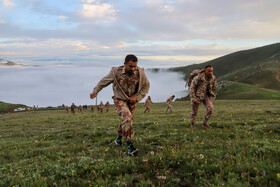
[
  {"xmin": 53, "ymin": 182, "xmax": 57, "ymax": 186},
  {"xmin": 105, "ymin": 147, "xmax": 109, "ymax": 152},
  {"xmin": 277, "ymin": 173, "xmax": 280, "ymax": 180},
  {"xmin": 156, "ymin": 176, "xmax": 166, "ymax": 180},
  {"xmin": 72, "ymin": 173, "xmax": 75, "ymax": 176},
  {"xmin": 199, "ymin": 154, "xmax": 204, "ymax": 159},
  {"xmin": 149, "ymin": 151, "xmax": 154, "ymax": 156},
  {"xmin": 201, "ymin": 141, "xmax": 204, "ymax": 145}
]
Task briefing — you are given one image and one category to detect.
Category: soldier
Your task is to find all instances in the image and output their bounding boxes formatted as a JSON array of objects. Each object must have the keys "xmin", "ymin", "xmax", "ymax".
[
  {"xmin": 71, "ymin": 103, "xmax": 76, "ymax": 114},
  {"xmin": 99, "ymin": 101, "xmax": 104, "ymax": 114},
  {"xmin": 189, "ymin": 65, "xmax": 217, "ymax": 128},
  {"xmin": 144, "ymin": 96, "xmax": 153, "ymax": 113},
  {"xmin": 105, "ymin": 101, "xmax": 110, "ymax": 112},
  {"xmin": 65, "ymin": 106, "xmax": 69, "ymax": 113},
  {"xmin": 90, "ymin": 105, "xmax": 94, "ymax": 112},
  {"xmin": 90, "ymin": 54, "xmax": 150, "ymax": 156},
  {"xmin": 78, "ymin": 105, "xmax": 83, "ymax": 113},
  {"xmin": 166, "ymin": 95, "xmax": 175, "ymax": 112}
]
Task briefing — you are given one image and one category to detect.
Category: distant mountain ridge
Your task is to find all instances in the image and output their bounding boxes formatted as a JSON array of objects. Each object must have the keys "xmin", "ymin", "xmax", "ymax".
[
  {"xmin": 170, "ymin": 43, "xmax": 280, "ymax": 99},
  {"xmin": 0, "ymin": 59, "xmax": 25, "ymax": 66}
]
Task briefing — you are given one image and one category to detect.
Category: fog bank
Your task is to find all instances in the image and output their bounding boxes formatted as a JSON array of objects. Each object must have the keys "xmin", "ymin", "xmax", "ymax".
[{"xmin": 0, "ymin": 65, "xmax": 187, "ymax": 107}]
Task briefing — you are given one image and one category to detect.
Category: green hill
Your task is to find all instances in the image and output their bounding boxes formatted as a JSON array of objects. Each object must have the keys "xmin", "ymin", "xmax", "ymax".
[
  {"xmin": 216, "ymin": 81, "xmax": 280, "ymax": 100},
  {"xmin": 170, "ymin": 43, "xmax": 280, "ymax": 91},
  {"xmin": 177, "ymin": 81, "xmax": 280, "ymax": 101},
  {"xmin": 0, "ymin": 101, "xmax": 25, "ymax": 113}
]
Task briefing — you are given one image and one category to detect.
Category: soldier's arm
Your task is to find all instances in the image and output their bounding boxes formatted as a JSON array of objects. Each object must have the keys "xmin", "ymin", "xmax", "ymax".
[
  {"xmin": 210, "ymin": 77, "xmax": 217, "ymax": 101},
  {"xmin": 92, "ymin": 68, "xmax": 114, "ymax": 95},
  {"xmin": 189, "ymin": 76, "xmax": 200, "ymax": 102},
  {"xmin": 134, "ymin": 73, "xmax": 150, "ymax": 102}
]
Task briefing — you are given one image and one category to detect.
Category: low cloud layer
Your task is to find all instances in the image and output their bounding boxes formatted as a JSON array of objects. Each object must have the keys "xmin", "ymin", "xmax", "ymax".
[{"xmin": 0, "ymin": 65, "xmax": 186, "ymax": 107}]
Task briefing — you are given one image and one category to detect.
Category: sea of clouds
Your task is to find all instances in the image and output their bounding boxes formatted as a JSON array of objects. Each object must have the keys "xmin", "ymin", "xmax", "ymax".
[{"xmin": 0, "ymin": 63, "xmax": 187, "ymax": 107}]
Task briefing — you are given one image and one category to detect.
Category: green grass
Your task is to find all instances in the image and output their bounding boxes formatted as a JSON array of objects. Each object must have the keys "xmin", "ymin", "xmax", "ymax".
[
  {"xmin": 216, "ymin": 82, "xmax": 280, "ymax": 100},
  {"xmin": 0, "ymin": 101, "xmax": 280, "ymax": 186}
]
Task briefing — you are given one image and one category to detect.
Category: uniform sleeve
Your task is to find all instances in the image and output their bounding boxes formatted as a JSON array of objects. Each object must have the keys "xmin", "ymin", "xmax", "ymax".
[
  {"xmin": 93, "ymin": 68, "xmax": 114, "ymax": 95},
  {"xmin": 135, "ymin": 73, "xmax": 150, "ymax": 102},
  {"xmin": 189, "ymin": 75, "xmax": 200, "ymax": 101},
  {"xmin": 210, "ymin": 77, "xmax": 217, "ymax": 101}
]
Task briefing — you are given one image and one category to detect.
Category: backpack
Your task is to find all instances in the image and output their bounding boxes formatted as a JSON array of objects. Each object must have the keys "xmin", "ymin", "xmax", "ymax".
[{"xmin": 186, "ymin": 69, "xmax": 204, "ymax": 88}]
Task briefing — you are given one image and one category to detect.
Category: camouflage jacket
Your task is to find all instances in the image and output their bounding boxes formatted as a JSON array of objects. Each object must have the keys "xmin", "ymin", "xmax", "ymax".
[
  {"xmin": 93, "ymin": 66, "xmax": 150, "ymax": 102},
  {"xmin": 189, "ymin": 72, "xmax": 217, "ymax": 102},
  {"xmin": 166, "ymin": 96, "xmax": 174, "ymax": 105},
  {"xmin": 144, "ymin": 98, "xmax": 153, "ymax": 107}
]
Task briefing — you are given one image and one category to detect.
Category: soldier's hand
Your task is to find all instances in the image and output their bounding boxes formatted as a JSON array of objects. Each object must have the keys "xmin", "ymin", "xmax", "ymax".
[
  {"xmin": 130, "ymin": 97, "xmax": 137, "ymax": 104},
  {"xmin": 90, "ymin": 93, "xmax": 96, "ymax": 99},
  {"xmin": 193, "ymin": 99, "xmax": 199, "ymax": 103}
]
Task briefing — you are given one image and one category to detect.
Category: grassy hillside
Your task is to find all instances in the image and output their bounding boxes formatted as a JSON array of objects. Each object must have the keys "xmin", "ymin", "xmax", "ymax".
[
  {"xmin": 216, "ymin": 81, "xmax": 280, "ymax": 100},
  {"xmin": 0, "ymin": 101, "xmax": 279, "ymax": 186},
  {"xmin": 0, "ymin": 101, "xmax": 25, "ymax": 113},
  {"xmin": 170, "ymin": 43, "xmax": 280, "ymax": 91},
  {"xmin": 176, "ymin": 81, "xmax": 280, "ymax": 101}
]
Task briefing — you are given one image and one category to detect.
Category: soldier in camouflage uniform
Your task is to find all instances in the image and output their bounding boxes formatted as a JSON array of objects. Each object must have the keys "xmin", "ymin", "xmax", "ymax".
[
  {"xmin": 105, "ymin": 101, "xmax": 110, "ymax": 112},
  {"xmin": 65, "ymin": 106, "xmax": 69, "ymax": 113},
  {"xmin": 99, "ymin": 101, "xmax": 104, "ymax": 114},
  {"xmin": 166, "ymin": 95, "xmax": 175, "ymax": 112},
  {"xmin": 144, "ymin": 96, "xmax": 153, "ymax": 113},
  {"xmin": 189, "ymin": 65, "xmax": 217, "ymax": 128},
  {"xmin": 90, "ymin": 54, "xmax": 150, "ymax": 155},
  {"xmin": 70, "ymin": 103, "xmax": 76, "ymax": 114},
  {"xmin": 90, "ymin": 105, "xmax": 94, "ymax": 112}
]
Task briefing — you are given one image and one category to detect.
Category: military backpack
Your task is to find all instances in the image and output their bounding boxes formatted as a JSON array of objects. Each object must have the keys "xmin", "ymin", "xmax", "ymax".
[{"xmin": 186, "ymin": 69, "xmax": 204, "ymax": 88}]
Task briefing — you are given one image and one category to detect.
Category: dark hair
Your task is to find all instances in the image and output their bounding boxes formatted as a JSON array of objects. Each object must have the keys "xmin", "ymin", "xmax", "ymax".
[
  {"xmin": 172, "ymin": 95, "xmax": 175, "ymax": 97},
  {"xmin": 125, "ymin": 54, "xmax": 138, "ymax": 63},
  {"xmin": 205, "ymin": 65, "xmax": 212, "ymax": 69}
]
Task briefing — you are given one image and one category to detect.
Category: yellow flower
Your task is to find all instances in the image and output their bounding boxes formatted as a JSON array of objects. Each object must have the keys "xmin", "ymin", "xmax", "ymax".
[
  {"xmin": 277, "ymin": 173, "xmax": 280, "ymax": 180},
  {"xmin": 72, "ymin": 173, "xmax": 75, "ymax": 176},
  {"xmin": 105, "ymin": 147, "xmax": 109, "ymax": 152},
  {"xmin": 201, "ymin": 141, "xmax": 204, "ymax": 145}
]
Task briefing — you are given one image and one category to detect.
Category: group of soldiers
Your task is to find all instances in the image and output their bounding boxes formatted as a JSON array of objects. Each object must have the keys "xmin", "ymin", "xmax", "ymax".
[
  {"xmin": 90, "ymin": 54, "xmax": 216, "ymax": 156},
  {"xmin": 143, "ymin": 95, "xmax": 175, "ymax": 113},
  {"xmin": 64, "ymin": 102, "xmax": 111, "ymax": 114}
]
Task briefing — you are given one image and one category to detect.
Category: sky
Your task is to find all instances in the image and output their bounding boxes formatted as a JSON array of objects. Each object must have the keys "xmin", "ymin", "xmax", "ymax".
[{"xmin": 0, "ymin": 0, "xmax": 280, "ymax": 68}]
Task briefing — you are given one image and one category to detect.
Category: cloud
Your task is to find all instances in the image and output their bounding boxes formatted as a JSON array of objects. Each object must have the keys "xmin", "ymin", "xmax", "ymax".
[
  {"xmin": 59, "ymin": 15, "xmax": 68, "ymax": 21},
  {"xmin": 0, "ymin": 0, "xmax": 279, "ymax": 67},
  {"xmin": 79, "ymin": 2, "xmax": 117, "ymax": 22},
  {"xmin": 2, "ymin": 0, "xmax": 14, "ymax": 8},
  {"xmin": 0, "ymin": 65, "xmax": 186, "ymax": 107}
]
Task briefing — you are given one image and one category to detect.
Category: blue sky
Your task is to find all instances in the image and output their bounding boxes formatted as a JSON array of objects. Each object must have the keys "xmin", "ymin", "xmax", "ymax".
[{"xmin": 0, "ymin": 0, "xmax": 280, "ymax": 68}]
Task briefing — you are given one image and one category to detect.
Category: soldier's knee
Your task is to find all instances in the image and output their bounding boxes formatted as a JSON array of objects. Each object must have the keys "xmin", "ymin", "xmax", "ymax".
[{"xmin": 206, "ymin": 106, "xmax": 213, "ymax": 112}]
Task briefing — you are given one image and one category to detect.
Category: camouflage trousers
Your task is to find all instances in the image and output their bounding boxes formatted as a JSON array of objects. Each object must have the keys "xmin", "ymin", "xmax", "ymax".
[
  {"xmin": 190, "ymin": 95, "xmax": 213, "ymax": 124},
  {"xmin": 114, "ymin": 99, "xmax": 136, "ymax": 141},
  {"xmin": 166, "ymin": 104, "xmax": 173, "ymax": 112}
]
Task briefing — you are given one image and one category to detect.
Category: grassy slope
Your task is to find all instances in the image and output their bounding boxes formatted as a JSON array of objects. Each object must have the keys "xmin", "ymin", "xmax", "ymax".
[
  {"xmin": 217, "ymin": 82, "xmax": 280, "ymax": 100},
  {"xmin": 0, "ymin": 101, "xmax": 25, "ymax": 113},
  {"xmin": 0, "ymin": 101, "xmax": 279, "ymax": 186},
  {"xmin": 177, "ymin": 81, "xmax": 280, "ymax": 100},
  {"xmin": 170, "ymin": 43, "xmax": 280, "ymax": 91}
]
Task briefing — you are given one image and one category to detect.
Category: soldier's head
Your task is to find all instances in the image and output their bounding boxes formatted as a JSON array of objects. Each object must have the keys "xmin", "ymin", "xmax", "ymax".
[
  {"xmin": 124, "ymin": 54, "xmax": 138, "ymax": 74},
  {"xmin": 172, "ymin": 95, "xmax": 175, "ymax": 98},
  {"xmin": 204, "ymin": 65, "xmax": 214, "ymax": 78}
]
